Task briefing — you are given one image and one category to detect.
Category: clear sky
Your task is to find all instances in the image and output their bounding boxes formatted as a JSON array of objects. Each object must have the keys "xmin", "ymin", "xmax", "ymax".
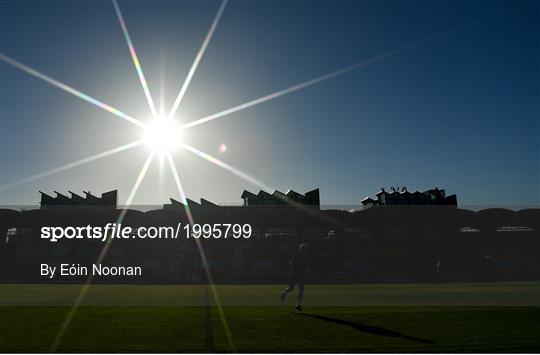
[{"xmin": 0, "ymin": 0, "xmax": 538, "ymax": 208}]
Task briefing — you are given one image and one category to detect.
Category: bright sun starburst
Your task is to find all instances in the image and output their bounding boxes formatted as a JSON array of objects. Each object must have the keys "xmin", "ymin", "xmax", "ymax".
[
  {"xmin": 0, "ymin": 0, "xmax": 471, "ymax": 350},
  {"xmin": 142, "ymin": 117, "xmax": 183, "ymax": 154}
]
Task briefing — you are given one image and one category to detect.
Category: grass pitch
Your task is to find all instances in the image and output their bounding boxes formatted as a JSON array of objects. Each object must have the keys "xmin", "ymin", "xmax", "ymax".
[{"xmin": 1, "ymin": 282, "xmax": 540, "ymax": 352}]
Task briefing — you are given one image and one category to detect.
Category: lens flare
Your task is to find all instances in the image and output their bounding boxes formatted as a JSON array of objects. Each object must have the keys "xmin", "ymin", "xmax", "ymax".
[
  {"xmin": 113, "ymin": 0, "xmax": 158, "ymax": 117},
  {"xmin": 3, "ymin": 5, "xmax": 487, "ymax": 352},
  {"xmin": 166, "ymin": 153, "xmax": 235, "ymax": 351},
  {"xmin": 50, "ymin": 152, "xmax": 155, "ymax": 352},
  {"xmin": 0, "ymin": 53, "xmax": 145, "ymax": 127},
  {"xmin": 180, "ymin": 25, "xmax": 467, "ymax": 130},
  {"xmin": 181, "ymin": 143, "xmax": 272, "ymax": 191},
  {"xmin": 166, "ymin": 153, "xmax": 190, "ymax": 207},
  {"xmin": 168, "ymin": 0, "xmax": 228, "ymax": 119},
  {"xmin": 180, "ymin": 143, "xmax": 348, "ymax": 229},
  {"xmin": 1, "ymin": 140, "xmax": 143, "ymax": 191},
  {"xmin": 143, "ymin": 117, "xmax": 183, "ymax": 154}
]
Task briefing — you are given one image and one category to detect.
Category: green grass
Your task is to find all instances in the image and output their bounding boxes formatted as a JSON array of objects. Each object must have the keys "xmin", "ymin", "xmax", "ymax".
[
  {"xmin": 1, "ymin": 282, "xmax": 540, "ymax": 352},
  {"xmin": 213, "ymin": 307, "xmax": 540, "ymax": 353}
]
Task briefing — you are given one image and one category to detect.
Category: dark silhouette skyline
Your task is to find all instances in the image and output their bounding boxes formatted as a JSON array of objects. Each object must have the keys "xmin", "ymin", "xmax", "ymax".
[
  {"xmin": 36, "ymin": 186, "xmax": 459, "ymax": 210},
  {"xmin": 1, "ymin": 202, "xmax": 538, "ymax": 283}
]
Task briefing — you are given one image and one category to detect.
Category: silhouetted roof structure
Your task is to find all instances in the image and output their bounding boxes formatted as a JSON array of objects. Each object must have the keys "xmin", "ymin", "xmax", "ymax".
[
  {"xmin": 163, "ymin": 197, "xmax": 221, "ymax": 210},
  {"xmin": 39, "ymin": 190, "xmax": 117, "ymax": 209},
  {"xmin": 241, "ymin": 188, "xmax": 320, "ymax": 208},
  {"xmin": 362, "ymin": 187, "xmax": 457, "ymax": 208}
]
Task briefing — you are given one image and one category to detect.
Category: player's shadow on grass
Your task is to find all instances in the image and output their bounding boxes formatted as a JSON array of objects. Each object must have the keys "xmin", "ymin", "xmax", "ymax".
[{"xmin": 295, "ymin": 313, "xmax": 435, "ymax": 344}]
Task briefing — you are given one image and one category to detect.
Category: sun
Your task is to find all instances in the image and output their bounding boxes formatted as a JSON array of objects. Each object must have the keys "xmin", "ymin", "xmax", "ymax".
[{"xmin": 143, "ymin": 117, "xmax": 183, "ymax": 154}]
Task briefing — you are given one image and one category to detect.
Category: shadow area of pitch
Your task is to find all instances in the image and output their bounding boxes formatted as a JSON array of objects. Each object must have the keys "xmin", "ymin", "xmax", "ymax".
[
  {"xmin": 204, "ymin": 285, "xmax": 215, "ymax": 352},
  {"xmin": 294, "ymin": 312, "xmax": 436, "ymax": 344}
]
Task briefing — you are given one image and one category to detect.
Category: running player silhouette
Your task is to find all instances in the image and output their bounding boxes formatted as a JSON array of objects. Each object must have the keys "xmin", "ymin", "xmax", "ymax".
[{"xmin": 280, "ymin": 243, "xmax": 309, "ymax": 311}]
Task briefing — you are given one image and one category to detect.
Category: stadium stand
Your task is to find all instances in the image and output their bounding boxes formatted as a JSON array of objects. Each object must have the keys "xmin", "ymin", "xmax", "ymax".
[{"xmin": 1, "ymin": 204, "xmax": 539, "ymax": 283}]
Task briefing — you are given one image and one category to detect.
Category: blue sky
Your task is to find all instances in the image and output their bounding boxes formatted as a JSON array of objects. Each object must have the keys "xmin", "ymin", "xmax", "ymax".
[{"xmin": 0, "ymin": 0, "xmax": 538, "ymax": 207}]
